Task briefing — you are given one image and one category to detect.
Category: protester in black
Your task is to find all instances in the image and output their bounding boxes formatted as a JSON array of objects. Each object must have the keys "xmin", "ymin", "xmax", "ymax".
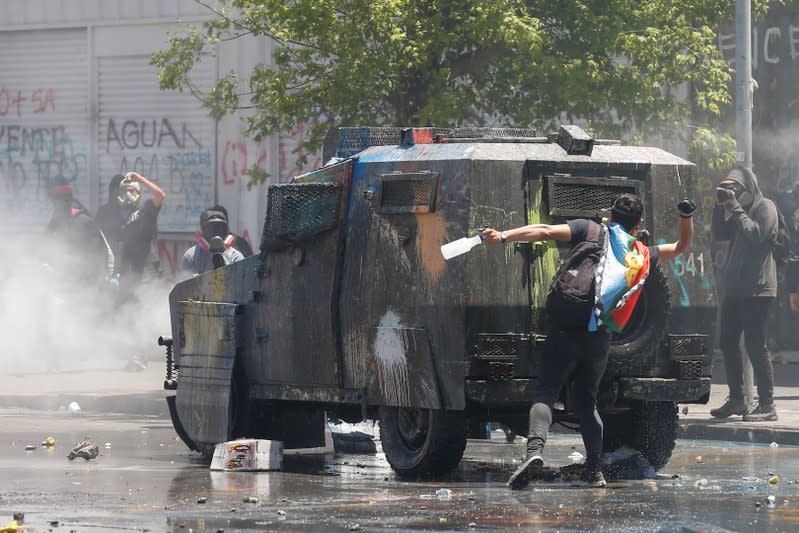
[
  {"xmin": 46, "ymin": 175, "xmax": 114, "ymax": 285},
  {"xmin": 95, "ymin": 173, "xmax": 125, "ymax": 257},
  {"xmin": 710, "ymin": 166, "xmax": 779, "ymax": 422},
  {"xmin": 482, "ymin": 194, "xmax": 694, "ymax": 488},
  {"xmin": 98, "ymin": 172, "xmax": 166, "ymax": 284}
]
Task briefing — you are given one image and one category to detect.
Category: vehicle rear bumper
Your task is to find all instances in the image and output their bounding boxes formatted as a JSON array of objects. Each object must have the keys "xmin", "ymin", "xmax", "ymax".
[{"xmin": 618, "ymin": 377, "xmax": 711, "ymax": 404}]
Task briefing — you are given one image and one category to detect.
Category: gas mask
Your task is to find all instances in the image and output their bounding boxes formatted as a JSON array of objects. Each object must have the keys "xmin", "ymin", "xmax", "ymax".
[
  {"xmin": 117, "ymin": 179, "xmax": 141, "ymax": 209},
  {"xmin": 202, "ymin": 212, "xmax": 231, "ymax": 253}
]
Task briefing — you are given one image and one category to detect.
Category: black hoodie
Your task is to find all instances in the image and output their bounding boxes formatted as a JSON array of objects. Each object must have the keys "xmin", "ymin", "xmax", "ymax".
[{"xmin": 712, "ymin": 166, "xmax": 778, "ymax": 297}]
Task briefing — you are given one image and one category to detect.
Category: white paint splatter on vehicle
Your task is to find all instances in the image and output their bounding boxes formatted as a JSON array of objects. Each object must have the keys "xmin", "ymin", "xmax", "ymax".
[{"xmin": 372, "ymin": 310, "xmax": 410, "ymax": 406}]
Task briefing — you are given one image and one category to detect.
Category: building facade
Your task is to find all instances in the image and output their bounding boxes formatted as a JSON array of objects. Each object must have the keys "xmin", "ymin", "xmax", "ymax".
[{"xmin": 0, "ymin": 0, "xmax": 319, "ymax": 279}]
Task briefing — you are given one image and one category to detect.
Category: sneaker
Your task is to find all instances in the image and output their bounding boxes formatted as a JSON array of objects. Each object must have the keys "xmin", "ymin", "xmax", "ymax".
[
  {"xmin": 579, "ymin": 467, "xmax": 607, "ymax": 488},
  {"xmin": 507, "ymin": 454, "xmax": 543, "ymax": 489},
  {"xmin": 742, "ymin": 403, "xmax": 778, "ymax": 422},
  {"xmin": 709, "ymin": 397, "xmax": 749, "ymax": 419}
]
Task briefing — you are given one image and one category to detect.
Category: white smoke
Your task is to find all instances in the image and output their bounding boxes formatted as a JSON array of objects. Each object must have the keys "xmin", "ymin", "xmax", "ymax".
[
  {"xmin": 0, "ymin": 234, "xmax": 172, "ymax": 375},
  {"xmin": 753, "ymin": 126, "xmax": 799, "ymax": 193}
]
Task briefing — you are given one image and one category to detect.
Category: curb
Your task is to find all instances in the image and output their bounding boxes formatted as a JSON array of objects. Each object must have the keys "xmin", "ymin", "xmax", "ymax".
[
  {"xmin": 678, "ymin": 421, "xmax": 799, "ymax": 447},
  {"xmin": 0, "ymin": 391, "xmax": 169, "ymax": 418}
]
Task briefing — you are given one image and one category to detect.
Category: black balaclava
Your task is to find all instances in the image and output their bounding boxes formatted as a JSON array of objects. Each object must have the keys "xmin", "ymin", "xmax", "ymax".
[{"xmin": 720, "ymin": 166, "xmax": 761, "ymax": 210}]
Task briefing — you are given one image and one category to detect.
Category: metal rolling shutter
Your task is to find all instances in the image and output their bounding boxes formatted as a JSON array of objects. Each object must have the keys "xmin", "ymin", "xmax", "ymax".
[
  {"xmin": 0, "ymin": 29, "xmax": 89, "ymax": 232},
  {"xmin": 97, "ymin": 55, "xmax": 216, "ymax": 233}
]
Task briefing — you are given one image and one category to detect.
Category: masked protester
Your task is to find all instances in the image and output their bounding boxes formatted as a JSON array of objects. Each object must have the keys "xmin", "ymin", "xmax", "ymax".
[
  {"xmin": 95, "ymin": 174, "xmax": 124, "ymax": 264},
  {"xmin": 181, "ymin": 205, "xmax": 245, "ymax": 276},
  {"xmin": 96, "ymin": 172, "xmax": 165, "ymax": 285},
  {"xmin": 710, "ymin": 165, "xmax": 779, "ymax": 422},
  {"xmin": 45, "ymin": 175, "xmax": 115, "ymax": 286}
]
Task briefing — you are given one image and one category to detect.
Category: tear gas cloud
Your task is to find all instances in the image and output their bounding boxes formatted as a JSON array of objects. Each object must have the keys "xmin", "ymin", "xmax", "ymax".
[
  {"xmin": 0, "ymin": 235, "xmax": 173, "ymax": 375},
  {"xmin": 753, "ymin": 126, "xmax": 799, "ymax": 192}
]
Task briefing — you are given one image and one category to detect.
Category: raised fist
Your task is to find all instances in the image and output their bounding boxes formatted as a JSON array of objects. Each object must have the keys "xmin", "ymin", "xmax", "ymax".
[{"xmin": 677, "ymin": 199, "xmax": 696, "ymax": 218}]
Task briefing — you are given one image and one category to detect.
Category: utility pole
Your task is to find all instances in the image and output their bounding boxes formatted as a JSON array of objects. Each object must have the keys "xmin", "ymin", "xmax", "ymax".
[
  {"xmin": 735, "ymin": 0, "xmax": 756, "ymax": 408},
  {"xmin": 735, "ymin": 0, "xmax": 753, "ymax": 169}
]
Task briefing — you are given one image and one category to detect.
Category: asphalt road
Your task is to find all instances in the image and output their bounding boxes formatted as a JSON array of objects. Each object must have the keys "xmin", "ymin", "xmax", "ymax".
[{"xmin": 1, "ymin": 407, "xmax": 798, "ymax": 533}]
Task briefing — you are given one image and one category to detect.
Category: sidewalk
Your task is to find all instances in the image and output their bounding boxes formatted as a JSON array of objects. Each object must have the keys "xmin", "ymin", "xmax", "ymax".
[
  {"xmin": 1, "ymin": 356, "xmax": 798, "ymax": 447},
  {"xmin": 0, "ymin": 360, "xmax": 169, "ymax": 417},
  {"xmin": 678, "ymin": 358, "xmax": 799, "ymax": 446}
]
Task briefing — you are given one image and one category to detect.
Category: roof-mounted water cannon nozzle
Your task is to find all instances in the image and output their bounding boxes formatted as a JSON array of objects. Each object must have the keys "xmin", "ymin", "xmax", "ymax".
[{"xmin": 557, "ymin": 125, "xmax": 595, "ymax": 156}]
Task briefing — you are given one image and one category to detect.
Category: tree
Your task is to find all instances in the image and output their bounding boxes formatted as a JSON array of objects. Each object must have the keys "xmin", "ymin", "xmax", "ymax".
[{"xmin": 152, "ymin": 0, "xmax": 777, "ymax": 181}]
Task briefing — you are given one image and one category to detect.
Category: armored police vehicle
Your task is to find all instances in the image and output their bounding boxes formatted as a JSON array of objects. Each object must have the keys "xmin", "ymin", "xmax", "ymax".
[{"xmin": 161, "ymin": 125, "xmax": 715, "ymax": 476}]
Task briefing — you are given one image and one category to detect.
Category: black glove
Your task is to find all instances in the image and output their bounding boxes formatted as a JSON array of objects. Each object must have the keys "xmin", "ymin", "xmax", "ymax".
[{"xmin": 677, "ymin": 199, "xmax": 696, "ymax": 218}]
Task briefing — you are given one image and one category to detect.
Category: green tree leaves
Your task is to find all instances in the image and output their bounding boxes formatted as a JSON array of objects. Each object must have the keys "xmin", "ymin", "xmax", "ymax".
[{"xmin": 151, "ymin": 0, "xmax": 779, "ymax": 181}]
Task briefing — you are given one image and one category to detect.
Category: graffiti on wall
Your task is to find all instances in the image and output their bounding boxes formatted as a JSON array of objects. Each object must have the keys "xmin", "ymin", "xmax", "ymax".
[
  {"xmin": 278, "ymin": 120, "xmax": 328, "ymax": 182},
  {"xmin": 0, "ymin": 88, "xmax": 90, "ymax": 225},
  {"xmin": 102, "ymin": 117, "xmax": 212, "ymax": 232},
  {"xmin": 718, "ymin": 21, "xmax": 799, "ymax": 70},
  {"xmin": 221, "ymin": 138, "xmax": 270, "ymax": 189},
  {"xmin": 156, "ymin": 238, "xmax": 193, "ymax": 281},
  {"xmin": 0, "ymin": 87, "xmax": 56, "ymax": 117},
  {"xmin": 219, "ymin": 116, "xmax": 332, "ymax": 245}
]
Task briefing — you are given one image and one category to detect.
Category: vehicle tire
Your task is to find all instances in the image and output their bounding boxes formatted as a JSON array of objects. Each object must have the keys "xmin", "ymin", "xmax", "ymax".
[
  {"xmin": 602, "ymin": 400, "xmax": 678, "ymax": 471},
  {"xmin": 609, "ymin": 266, "xmax": 670, "ymax": 358},
  {"xmin": 378, "ymin": 407, "xmax": 467, "ymax": 477}
]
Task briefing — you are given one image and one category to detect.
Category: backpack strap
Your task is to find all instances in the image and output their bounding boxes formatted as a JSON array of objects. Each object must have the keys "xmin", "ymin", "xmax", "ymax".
[{"xmin": 585, "ymin": 220, "xmax": 605, "ymax": 244}]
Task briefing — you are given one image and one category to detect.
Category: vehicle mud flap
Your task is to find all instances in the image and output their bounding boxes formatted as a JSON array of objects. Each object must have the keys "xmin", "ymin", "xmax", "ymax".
[
  {"xmin": 367, "ymin": 326, "xmax": 442, "ymax": 409},
  {"xmin": 166, "ymin": 394, "xmax": 199, "ymax": 452},
  {"xmin": 175, "ymin": 301, "xmax": 239, "ymax": 447}
]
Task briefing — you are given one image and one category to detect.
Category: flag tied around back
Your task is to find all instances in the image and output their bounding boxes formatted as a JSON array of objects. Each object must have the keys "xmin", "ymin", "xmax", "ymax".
[{"xmin": 588, "ymin": 222, "xmax": 650, "ymax": 333}]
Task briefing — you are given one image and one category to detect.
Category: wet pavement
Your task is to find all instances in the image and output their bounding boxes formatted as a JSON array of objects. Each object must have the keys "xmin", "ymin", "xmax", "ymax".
[
  {"xmin": 1, "ymin": 406, "xmax": 799, "ymax": 533},
  {"xmin": 3, "ymin": 359, "xmax": 799, "ymax": 531}
]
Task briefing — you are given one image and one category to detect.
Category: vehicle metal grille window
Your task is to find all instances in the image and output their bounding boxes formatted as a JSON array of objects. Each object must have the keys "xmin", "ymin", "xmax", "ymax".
[
  {"xmin": 669, "ymin": 334, "xmax": 707, "ymax": 357},
  {"xmin": 677, "ymin": 360, "xmax": 704, "ymax": 380},
  {"xmin": 476, "ymin": 333, "xmax": 521, "ymax": 361},
  {"xmin": 377, "ymin": 172, "xmax": 439, "ymax": 214},
  {"xmin": 261, "ymin": 182, "xmax": 341, "ymax": 250},
  {"xmin": 546, "ymin": 176, "xmax": 641, "ymax": 218}
]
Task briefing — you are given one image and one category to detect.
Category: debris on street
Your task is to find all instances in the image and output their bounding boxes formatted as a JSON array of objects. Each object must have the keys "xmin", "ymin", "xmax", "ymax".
[
  {"xmin": 41, "ymin": 436, "xmax": 55, "ymax": 447},
  {"xmin": 568, "ymin": 450, "xmax": 584, "ymax": 462},
  {"xmin": 603, "ymin": 446, "xmax": 656, "ymax": 480},
  {"xmin": 435, "ymin": 488, "xmax": 453, "ymax": 500},
  {"xmin": 331, "ymin": 431, "xmax": 377, "ymax": 454},
  {"xmin": 67, "ymin": 440, "xmax": 99, "ymax": 461},
  {"xmin": 210, "ymin": 439, "xmax": 282, "ymax": 471},
  {"xmin": 0, "ymin": 513, "xmax": 24, "ymax": 533},
  {"xmin": 329, "ymin": 420, "xmax": 378, "ymax": 454}
]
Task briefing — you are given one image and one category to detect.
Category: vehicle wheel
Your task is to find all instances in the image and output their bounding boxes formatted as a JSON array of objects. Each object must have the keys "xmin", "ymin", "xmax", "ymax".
[
  {"xmin": 609, "ymin": 266, "xmax": 670, "ymax": 358},
  {"xmin": 602, "ymin": 400, "xmax": 678, "ymax": 471},
  {"xmin": 378, "ymin": 407, "xmax": 467, "ymax": 477}
]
